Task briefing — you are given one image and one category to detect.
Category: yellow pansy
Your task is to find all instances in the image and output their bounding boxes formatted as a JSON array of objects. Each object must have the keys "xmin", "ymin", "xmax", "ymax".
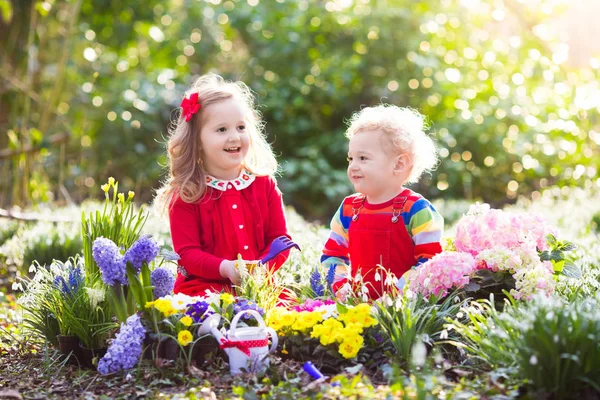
[{"xmin": 178, "ymin": 330, "xmax": 193, "ymax": 346}]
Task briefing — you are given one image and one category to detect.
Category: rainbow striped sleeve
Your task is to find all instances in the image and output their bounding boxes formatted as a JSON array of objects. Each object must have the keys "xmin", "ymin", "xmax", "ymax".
[
  {"xmin": 407, "ymin": 198, "xmax": 444, "ymax": 265},
  {"xmin": 320, "ymin": 201, "xmax": 351, "ymax": 284}
]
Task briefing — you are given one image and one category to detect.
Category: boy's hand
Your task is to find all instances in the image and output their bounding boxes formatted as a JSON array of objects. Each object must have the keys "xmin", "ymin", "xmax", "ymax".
[{"xmin": 335, "ymin": 283, "xmax": 351, "ymax": 302}]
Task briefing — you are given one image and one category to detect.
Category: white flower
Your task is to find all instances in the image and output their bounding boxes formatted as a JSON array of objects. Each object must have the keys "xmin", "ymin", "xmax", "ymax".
[
  {"xmin": 384, "ymin": 274, "xmax": 394, "ymax": 287},
  {"xmin": 86, "ymin": 288, "xmax": 106, "ymax": 308},
  {"xmin": 411, "ymin": 341, "xmax": 427, "ymax": 367},
  {"xmin": 11, "ymin": 282, "xmax": 23, "ymax": 292},
  {"xmin": 374, "ymin": 271, "xmax": 381, "ymax": 282},
  {"xmin": 319, "ymin": 304, "xmax": 338, "ymax": 320}
]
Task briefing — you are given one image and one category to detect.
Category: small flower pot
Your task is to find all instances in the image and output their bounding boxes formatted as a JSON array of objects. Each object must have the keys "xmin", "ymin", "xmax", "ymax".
[
  {"xmin": 157, "ymin": 338, "xmax": 180, "ymax": 361},
  {"xmin": 191, "ymin": 336, "xmax": 221, "ymax": 367},
  {"xmin": 78, "ymin": 343, "xmax": 107, "ymax": 369},
  {"xmin": 57, "ymin": 335, "xmax": 82, "ymax": 365},
  {"xmin": 142, "ymin": 336, "xmax": 159, "ymax": 360}
]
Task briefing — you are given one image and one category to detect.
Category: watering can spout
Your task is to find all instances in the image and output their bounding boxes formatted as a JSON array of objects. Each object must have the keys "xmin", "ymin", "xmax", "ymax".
[{"xmin": 198, "ymin": 313, "xmax": 222, "ymax": 339}]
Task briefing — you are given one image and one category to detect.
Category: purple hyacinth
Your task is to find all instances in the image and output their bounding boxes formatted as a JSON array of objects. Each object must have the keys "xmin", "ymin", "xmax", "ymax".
[
  {"xmin": 150, "ymin": 268, "xmax": 175, "ymax": 298},
  {"xmin": 92, "ymin": 237, "xmax": 127, "ymax": 286},
  {"xmin": 97, "ymin": 313, "xmax": 146, "ymax": 375},
  {"xmin": 186, "ymin": 300, "xmax": 212, "ymax": 323},
  {"xmin": 233, "ymin": 299, "xmax": 265, "ymax": 320},
  {"xmin": 326, "ymin": 263, "xmax": 337, "ymax": 289},
  {"xmin": 124, "ymin": 235, "xmax": 160, "ymax": 272},
  {"xmin": 310, "ymin": 267, "xmax": 325, "ymax": 297},
  {"xmin": 53, "ymin": 264, "xmax": 84, "ymax": 297}
]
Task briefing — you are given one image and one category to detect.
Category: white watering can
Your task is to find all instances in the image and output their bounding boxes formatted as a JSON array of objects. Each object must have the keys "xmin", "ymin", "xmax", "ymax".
[{"xmin": 200, "ymin": 310, "xmax": 278, "ymax": 375}]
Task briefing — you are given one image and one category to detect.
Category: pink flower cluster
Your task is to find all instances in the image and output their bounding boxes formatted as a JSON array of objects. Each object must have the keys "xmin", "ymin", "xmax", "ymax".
[
  {"xmin": 292, "ymin": 299, "xmax": 336, "ymax": 313},
  {"xmin": 410, "ymin": 252, "xmax": 478, "ymax": 298},
  {"xmin": 411, "ymin": 204, "xmax": 558, "ymax": 300},
  {"xmin": 454, "ymin": 203, "xmax": 557, "ymax": 256}
]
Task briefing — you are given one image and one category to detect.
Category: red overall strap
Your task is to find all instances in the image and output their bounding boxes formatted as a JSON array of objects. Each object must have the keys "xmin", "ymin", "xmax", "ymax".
[
  {"xmin": 351, "ymin": 195, "xmax": 366, "ymax": 221},
  {"xmin": 391, "ymin": 196, "xmax": 408, "ymax": 223}
]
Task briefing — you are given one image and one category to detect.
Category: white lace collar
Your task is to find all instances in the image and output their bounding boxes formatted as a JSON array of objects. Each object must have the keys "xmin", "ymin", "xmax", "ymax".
[{"xmin": 205, "ymin": 170, "xmax": 256, "ymax": 191}]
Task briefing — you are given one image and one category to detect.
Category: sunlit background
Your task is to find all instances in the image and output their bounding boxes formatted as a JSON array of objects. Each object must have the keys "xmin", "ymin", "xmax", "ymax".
[{"xmin": 1, "ymin": 0, "xmax": 599, "ymax": 220}]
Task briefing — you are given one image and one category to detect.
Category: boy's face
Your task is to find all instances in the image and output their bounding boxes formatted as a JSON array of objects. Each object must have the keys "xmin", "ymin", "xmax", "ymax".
[{"xmin": 347, "ymin": 130, "xmax": 404, "ymax": 202}]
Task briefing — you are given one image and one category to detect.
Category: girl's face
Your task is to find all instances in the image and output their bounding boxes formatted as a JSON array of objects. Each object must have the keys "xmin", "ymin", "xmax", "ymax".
[
  {"xmin": 347, "ymin": 130, "xmax": 409, "ymax": 203},
  {"xmin": 199, "ymin": 97, "xmax": 251, "ymax": 180}
]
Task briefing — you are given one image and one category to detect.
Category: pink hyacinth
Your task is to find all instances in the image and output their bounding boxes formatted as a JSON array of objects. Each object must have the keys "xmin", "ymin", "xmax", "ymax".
[
  {"xmin": 410, "ymin": 252, "xmax": 478, "ymax": 298},
  {"xmin": 455, "ymin": 204, "xmax": 557, "ymax": 256}
]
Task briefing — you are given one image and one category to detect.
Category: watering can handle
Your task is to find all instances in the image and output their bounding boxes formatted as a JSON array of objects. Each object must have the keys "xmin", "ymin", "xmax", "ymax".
[
  {"xmin": 265, "ymin": 327, "xmax": 278, "ymax": 353},
  {"xmin": 229, "ymin": 309, "xmax": 266, "ymax": 338}
]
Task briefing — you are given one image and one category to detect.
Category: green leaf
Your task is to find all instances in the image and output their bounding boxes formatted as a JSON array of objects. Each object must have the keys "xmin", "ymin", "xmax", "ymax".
[
  {"xmin": 558, "ymin": 242, "xmax": 577, "ymax": 252},
  {"xmin": 561, "ymin": 263, "xmax": 582, "ymax": 279},
  {"xmin": 545, "ymin": 234, "xmax": 557, "ymax": 247},
  {"xmin": 336, "ymin": 302, "xmax": 348, "ymax": 314},
  {"xmin": 462, "ymin": 282, "xmax": 480, "ymax": 292},
  {"xmin": 549, "ymin": 250, "xmax": 563, "ymax": 261},
  {"xmin": 345, "ymin": 364, "xmax": 363, "ymax": 375},
  {"xmin": 552, "ymin": 260, "xmax": 565, "ymax": 274}
]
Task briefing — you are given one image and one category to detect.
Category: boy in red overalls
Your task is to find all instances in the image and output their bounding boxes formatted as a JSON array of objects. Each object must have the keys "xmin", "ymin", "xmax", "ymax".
[{"xmin": 321, "ymin": 105, "xmax": 444, "ymax": 300}]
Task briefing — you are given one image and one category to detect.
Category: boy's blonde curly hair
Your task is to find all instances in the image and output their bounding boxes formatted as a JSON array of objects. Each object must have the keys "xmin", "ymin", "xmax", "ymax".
[{"xmin": 345, "ymin": 104, "xmax": 438, "ymax": 184}]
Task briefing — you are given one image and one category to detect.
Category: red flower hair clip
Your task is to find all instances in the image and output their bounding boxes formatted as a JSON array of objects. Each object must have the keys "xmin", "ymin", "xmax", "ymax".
[{"xmin": 180, "ymin": 92, "xmax": 201, "ymax": 122}]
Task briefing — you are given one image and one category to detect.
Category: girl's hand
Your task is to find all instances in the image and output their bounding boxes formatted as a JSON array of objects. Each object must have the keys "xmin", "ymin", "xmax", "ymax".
[{"xmin": 219, "ymin": 260, "xmax": 242, "ymax": 285}]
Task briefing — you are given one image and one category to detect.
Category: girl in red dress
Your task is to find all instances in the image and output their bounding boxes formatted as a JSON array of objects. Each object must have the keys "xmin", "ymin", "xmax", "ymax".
[{"xmin": 159, "ymin": 74, "xmax": 291, "ymax": 296}]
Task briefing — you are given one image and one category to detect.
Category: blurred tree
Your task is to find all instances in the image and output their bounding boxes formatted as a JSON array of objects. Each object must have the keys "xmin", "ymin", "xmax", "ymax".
[{"xmin": 1, "ymin": 0, "xmax": 598, "ymax": 220}]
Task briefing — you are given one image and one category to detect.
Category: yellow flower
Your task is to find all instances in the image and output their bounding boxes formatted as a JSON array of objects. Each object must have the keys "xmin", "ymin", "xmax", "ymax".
[
  {"xmin": 108, "ymin": 177, "xmax": 115, "ymax": 186},
  {"xmin": 353, "ymin": 303, "xmax": 372, "ymax": 314},
  {"xmin": 360, "ymin": 315, "xmax": 378, "ymax": 328},
  {"xmin": 101, "ymin": 184, "xmax": 110, "ymax": 193},
  {"xmin": 145, "ymin": 301, "xmax": 155, "ymax": 309},
  {"xmin": 180, "ymin": 316, "xmax": 193, "ymax": 327},
  {"xmin": 303, "ymin": 311, "xmax": 324, "ymax": 329},
  {"xmin": 128, "ymin": 191, "xmax": 135, "ymax": 200},
  {"xmin": 154, "ymin": 299, "xmax": 177, "ymax": 316},
  {"xmin": 339, "ymin": 339, "xmax": 361, "ymax": 359},
  {"xmin": 282, "ymin": 349, "xmax": 288, "ymax": 355},
  {"xmin": 343, "ymin": 333, "xmax": 364, "ymax": 347},
  {"xmin": 342, "ymin": 323, "xmax": 364, "ymax": 336},
  {"xmin": 280, "ymin": 311, "xmax": 296, "ymax": 327},
  {"xmin": 178, "ymin": 330, "xmax": 193, "ymax": 346},
  {"xmin": 292, "ymin": 314, "xmax": 308, "ymax": 332},
  {"xmin": 310, "ymin": 323, "xmax": 327, "ymax": 339},
  {"xmin": 220, "ymin": 292, "xmax": 235, "ymax": 306}
]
